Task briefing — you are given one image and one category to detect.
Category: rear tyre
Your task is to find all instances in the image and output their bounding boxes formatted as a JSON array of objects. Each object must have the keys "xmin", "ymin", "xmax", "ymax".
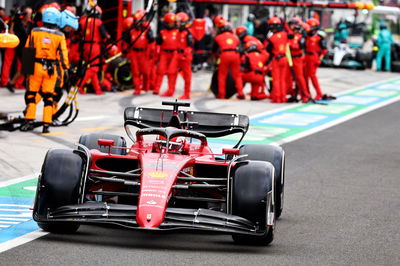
[
  {"xmin": 232, "ymin": 161, "xmax": 275, "ymax": 245},
  {"xmin": 33, "ymin": 149, "xmax": 83, "ymax": 233},
  {"xmin": 239, "ymin": 144, "xmax": 285, "ymax": 218},
  {"xmin": 78, "ymin": 133, "xmax": 127, "ymax": 155}
]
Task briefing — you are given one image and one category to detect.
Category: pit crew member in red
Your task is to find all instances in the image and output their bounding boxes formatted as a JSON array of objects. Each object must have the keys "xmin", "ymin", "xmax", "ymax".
[
  {"xmin": 265, "ymin": 17, "xmax": 290, "ymax": 103},
  {"xmin": 212, "ymin": 22, "xmax": 244, "ymax": 99},
  {"xmin": 164, "ymin": 12, "xmax": 193, "ymax": 99},
  {"xmin": 128, "ymin": 9, "xmax": 154, "ymax": 95},
  {"xmin": 153, "ymin": 13, "xmax": 179, "ymax": 95},
  {"xmin": 241, "ymin": 41, "xmax": 268, "ymax": 100},
  {"xmin": 304, "ymin": 18, "xmax": 327, "ymax": 100},
  {"xmin": 287, "ymin": 19, "xmax": 311, "ymax": 102},
  {"xmin": 78, "ymin": 6, "xmax": 109, "ymax": 95},
  {"xmin": 236, "ymin": 25, "xmax": 269, "ymax": 63}
]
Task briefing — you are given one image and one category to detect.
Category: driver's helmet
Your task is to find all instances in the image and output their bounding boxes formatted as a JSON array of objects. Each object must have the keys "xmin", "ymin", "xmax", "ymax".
[{"xmin": 154, "ymin": 135, "xmax": 186, "ymax": 153}]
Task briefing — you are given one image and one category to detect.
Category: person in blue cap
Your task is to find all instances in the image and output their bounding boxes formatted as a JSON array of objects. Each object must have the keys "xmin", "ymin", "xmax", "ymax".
[
  {"xmin": 376, "ymin": 23, "xmax": 394, "ymax": 71},
  {"xmin": 21, "ymin": 7, "xmax": 69, "ymax": 133}
]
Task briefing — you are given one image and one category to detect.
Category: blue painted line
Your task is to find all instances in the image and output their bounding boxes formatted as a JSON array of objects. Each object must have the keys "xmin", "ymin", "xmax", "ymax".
[{"xmin": 0, "ymin": 196, "xmax": 38, "ymax": 244}]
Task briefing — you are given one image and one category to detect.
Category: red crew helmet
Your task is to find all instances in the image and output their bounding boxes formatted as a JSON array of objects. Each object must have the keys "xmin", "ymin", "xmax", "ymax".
[
  {"xmin": 268, "ymin": 16, "xmax": 282, "ymax": 25},
  {"xmin": 235, "ymin": 25, "xmax": 247, "ymax": 38},
  {"xmin": 244, "ymin": 40, "xmax": 258, "ymax": 52},
  {"xmin": 176, "ymin": 12, "xmax": 189, "ymax": 22},
  {"xmin": 163, "ymin": 12, "xmax": 176, "ymax": 24},
  {"xmin": 306, "ymin": 18, "xmax": 320, "ymax": 28},
  {"xmin": 213, "ymin": 15, "xmax": 226, "ymax": 28},
  {"xmin": 123, "ymin": 17, "xmax": 134, "ymax": 30},
  {"xmin": 108, "ymin": 45, "xmax": 120, "ymax": 56},
  {"xmin": 134, "ymin": 9, "xmax": 146, "ymax": 22}
]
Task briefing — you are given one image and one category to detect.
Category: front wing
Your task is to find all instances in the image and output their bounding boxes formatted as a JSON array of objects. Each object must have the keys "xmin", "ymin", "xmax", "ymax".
[{"xmin": 34, "ymin": 202, "xmax": 264, "ymax": 235}]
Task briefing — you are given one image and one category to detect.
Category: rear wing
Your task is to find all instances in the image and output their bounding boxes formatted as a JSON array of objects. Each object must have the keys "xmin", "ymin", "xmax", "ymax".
[{"xmin": 124, "ymin": 106, "xmax": 249, "ymax": 145}]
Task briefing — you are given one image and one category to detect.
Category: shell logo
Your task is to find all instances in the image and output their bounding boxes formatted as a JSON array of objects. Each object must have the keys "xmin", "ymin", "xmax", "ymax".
[
  {"xmin": 258, "ymin": 62, "xmax": 263, "ymax": 68},
  {"xmin": 172, "ymin": 32, "xmax": 177, "ymax": 36},
  {"xmin": 277, "ymin": 33, "xmax": 281, "ymax": 38},
  {"xmin": 226, "ymin": 38, "xmax": 233, "ymax": 45},
  {"xmin": 148, "ymin": 171, "xmax": 168, "ymax": 178},
  {"xmin": 279, "ymin": 44, "xmax": 284, "ymax": 51}
]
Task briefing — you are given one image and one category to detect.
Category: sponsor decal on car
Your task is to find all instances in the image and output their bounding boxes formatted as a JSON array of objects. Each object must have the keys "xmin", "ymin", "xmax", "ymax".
[{"xmin": 148, "ymin": 171, "xmax": 168, "ymax": 178}]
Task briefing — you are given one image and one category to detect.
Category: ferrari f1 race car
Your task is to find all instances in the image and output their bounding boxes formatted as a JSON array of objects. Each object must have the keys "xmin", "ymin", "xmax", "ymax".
[{"xmin": 33, "ymin": 101, "xmax": 285, "ymax": 245}]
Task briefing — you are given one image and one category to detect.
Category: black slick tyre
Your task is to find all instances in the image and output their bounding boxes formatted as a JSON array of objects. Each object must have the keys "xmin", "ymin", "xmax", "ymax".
[
  {"xmin": 33, "ymin": 148, "xmax": 83, "ymax": 233},
  {"xmin": 239, "ymin": 144, "xmax": 285, "ymax": 218},
  {"xmin": 231, "ymin": 161, "xmax": 275, "ymax": 245}
]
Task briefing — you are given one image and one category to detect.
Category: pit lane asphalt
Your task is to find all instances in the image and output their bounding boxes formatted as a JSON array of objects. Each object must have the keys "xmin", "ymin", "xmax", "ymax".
[{"xmin": 0, "ymin": 68, "xmax": 399, "ymax": 265}]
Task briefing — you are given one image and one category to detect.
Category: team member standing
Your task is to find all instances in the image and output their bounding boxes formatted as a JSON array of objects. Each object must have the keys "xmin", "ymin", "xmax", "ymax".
[
  {"xmin": 153, "ymin": 13, "xmax": 179, "ymax": 95},
  {"xmin": 265, "ymin": 17, "xmax": 289, "ymax": 103},
  {"xmin": 128, "ymin": 9, "xmax": 154, "ymax": 94},
  {"xmin": 21, "ymin": 7, "xmax": 69, "ymax": 133},
  {"xmin": 212, "ymin": 21, "xmax": 244, "ymax": 99},
  {"xmin": 164, "ymin": 12, "xmax": 193, "ymax": 99},
  {"xmin": 78, "ymin": 6, "xmax": 109, "ymax": 95},
  {"xmin": 376, "ymin": 23, "xmax": 394, "ymax": 72},
  {"xmin": 304, "ymin": 18, "xmax": 327, "ymax": 100},
  {"xmin": 287, "ymin": 20, "xmax": 311, "ymax": 103}
]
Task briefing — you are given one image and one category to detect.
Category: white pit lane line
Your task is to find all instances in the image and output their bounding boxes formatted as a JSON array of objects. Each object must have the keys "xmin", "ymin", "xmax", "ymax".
[{"xmin": 0, "ymin": 78, "xmax": 399, "ymax": 253}]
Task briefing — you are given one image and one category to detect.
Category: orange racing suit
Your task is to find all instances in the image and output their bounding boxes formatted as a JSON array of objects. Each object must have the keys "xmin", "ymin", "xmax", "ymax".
[{"xmin": 24, "ymin": 26, "xmax": 69, "ymax": 124}]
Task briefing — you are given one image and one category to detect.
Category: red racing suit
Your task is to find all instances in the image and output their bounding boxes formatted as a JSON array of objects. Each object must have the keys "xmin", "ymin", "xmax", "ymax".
[
  {"xmin": 288, "ymin": 32, "xmax": 311, "ymax": 102},
  {"xmin": 304, "ymin": 32, "xmax": 327, "ymax": 100},
  {"xmin": 154, "ymin": 28, "xmax": 179, "ymax": 95},
  {"xmin": 166, "ymin": 28, "xmax": 193, "ymax": 99},
  {"xmin": 213, "ymin": 31, "xmax": 243, "ymax": 99},
  {"xmin": 79, "ymin": 16, "xmax": 109, "ymax": 94},
  {"xmin": 266, "ymin": 30, "xmax": 290, "ymax": 103},
  {"xmin": 128, "ymin": 27, "xmax": 154, "ymax": 94},
  {"xmin": 243, "ymin": 35, "xmax": 269, "ymax": 64},
  {"xmin": 241, "ymin": 50, "xmax": 268, "ymax": 100}
]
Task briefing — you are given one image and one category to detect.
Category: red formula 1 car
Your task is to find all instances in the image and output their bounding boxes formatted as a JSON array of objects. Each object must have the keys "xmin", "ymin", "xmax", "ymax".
[{"xmin": 33, "ymin": 101, "xmax": 285, "ymax": 245}]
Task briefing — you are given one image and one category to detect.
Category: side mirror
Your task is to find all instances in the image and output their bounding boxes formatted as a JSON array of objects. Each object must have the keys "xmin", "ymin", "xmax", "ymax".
[
  {"xmin": 0, "ymin": 33, "xmax": 20, "ymax": 48},
  {"xmin": 98, "ymin": 139, "xmax": 114, "ymax": 154},
  {"xmin": 222, "ymin": 148, "xmax": 240, "ymax": 156}
]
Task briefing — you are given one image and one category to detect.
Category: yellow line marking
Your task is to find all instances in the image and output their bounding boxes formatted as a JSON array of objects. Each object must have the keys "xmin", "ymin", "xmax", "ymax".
[
  {"xmin": 191, "ymin": 91, "xmax": 206, "ymax": 97},
  {"xmin": 41, "ymin": 131, "xmax": 70, "ymax": 136},
  {"xmin": 80, "ymin": 126, "xmax": 114, "ymax": 132}
]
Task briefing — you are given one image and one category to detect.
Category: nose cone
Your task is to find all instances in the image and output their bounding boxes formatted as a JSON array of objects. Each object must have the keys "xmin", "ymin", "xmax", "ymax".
[
  {"xmin": 136, "ymin": 153, "xmax": 193, "ymax": 229},
  {"xmin": 136, "ymin": 204, "xmax": 166, "ymax": 228}
]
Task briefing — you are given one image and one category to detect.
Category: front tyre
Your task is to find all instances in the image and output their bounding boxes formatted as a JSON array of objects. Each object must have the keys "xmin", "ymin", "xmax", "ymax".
[
  {"xmin": 231, "ymin": 161, "xmax": 275, "ymax": 245},
  {"xmin": 33, "ymin": 149, "xmax": 84, "ymax": 233},
  {"xmin": 239, "ymin": 144, "xmax": 285, "ymax": 218}
]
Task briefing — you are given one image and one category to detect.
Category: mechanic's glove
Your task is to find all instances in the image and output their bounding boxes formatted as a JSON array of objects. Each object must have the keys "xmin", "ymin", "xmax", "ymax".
[{"xmin": 288, "ymin": 33, "xmax": 294, "ymax": 39}]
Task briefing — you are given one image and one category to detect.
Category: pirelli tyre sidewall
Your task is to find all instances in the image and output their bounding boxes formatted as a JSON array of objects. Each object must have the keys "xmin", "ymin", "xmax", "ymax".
[
  {"xmin": 239, "ymin": 144, "xmax": 285, "ymax": 219},
  {"xmin": 108, "ymin": 57, "xmax": 133, "ymax": 89},
  {"xmin": 78, "ymin": 133, "xmax": 127, "ymax": 155},
  {"xmin": 33, "ymin": 148, "xmax": 84, "ymax": 233},
  {"xmin": 232, "ymin": 161, "xmax": 274, "ymax": 245}
]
